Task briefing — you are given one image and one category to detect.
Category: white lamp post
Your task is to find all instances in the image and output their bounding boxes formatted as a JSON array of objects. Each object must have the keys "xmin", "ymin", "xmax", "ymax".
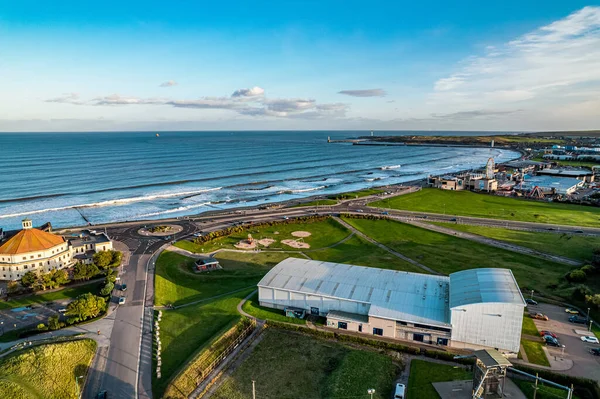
[{"xmin": 367, "ymin": 388, "xmax": 376, "ymax": 399}]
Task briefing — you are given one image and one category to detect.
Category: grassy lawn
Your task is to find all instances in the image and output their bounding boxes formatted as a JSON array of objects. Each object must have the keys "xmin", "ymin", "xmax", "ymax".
[
  {"xmin": 513, "ymin": 379, "xmax": 579, "ymax": 399},
  {"xmin": 521, "ymin": 339, "xmax": 550, "ymax": 367},
  {"xmin": 292, "ymin": 199, "xmax": 338, "ymax": 207},
  {"xmin": 155, "ymin": 291, "xmax": 251, "ymax": 398},
  {"xmin": 522, "ymin": 314, "xmax": 540, "ymax": 336},
  {"xmin": 370, "ymin": 188, "xmax": 600, "ymax": 227},
  {"xmin": 242, "ymin": 292, "xmax": 306, "ymax": 325},
  {"xmin": 174, "ymin": 218, "xmax": 351, "ymax": 254},
  {"xmin": 330, "ymin": 188, "xmax": 385, "ymax": 199},
  {"xmin": 212, "ymin": 329, "xmax": 397, "ymax": 399},
  {"xmin": 406, "ymin": 359, "xmax": 472, "ymax": 399},
  {"xmin": 307, "ymin": 234, "xmax": 425, "ymax": 273},
  {"xmin": 431, "ymin": 223, "xmax": 600, "ymax": 263},
  {"xmin": 154, "ymin": 250, "xmax": 293, "ymax": 306},
  {"xmin": 0, "ymin": 281, "xmax": 102, "ymax": 310},
  {"xmin": 342, "ymin": 217, "xmax": 572, "ymax": 293},
  {"xmin": 532, "ymin": 156, "xmax": 597, "ymax": 169},
  {"xmin": 0, "ymin": 339, "xmax": 96, "ymax": 399}
]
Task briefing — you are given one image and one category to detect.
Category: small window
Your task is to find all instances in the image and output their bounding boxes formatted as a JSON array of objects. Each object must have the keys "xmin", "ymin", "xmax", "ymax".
[
  {"xmin": 338, "ymin": 322, "xmax": 347, "ymax": 330},
  {"xmin": 24, "ymin": 265, "xmax": 28, "ymax": 269},
  {"xmin": 22, "ymin": 257, "xmax": 26, "ymax": 260},
  {"xmin": 373, "ymin": 328, "xmax": 383, "ymax": 336},
  {"xmin": 413, "ymin": 333, "xmax": 424, "ymax": 342},
  {"xmin": 30, "ymin": 255, "xmax": 34, "ymax": 259},
  {"xmin": 38, "ymin": 254, "xmax": 41, "ymax": 258}
]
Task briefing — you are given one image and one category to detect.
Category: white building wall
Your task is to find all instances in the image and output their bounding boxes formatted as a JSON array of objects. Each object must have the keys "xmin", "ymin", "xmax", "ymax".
[
  {"xmin": 258, "ymin": 287, "xmax": 369, "ymax": 316},
  {"xmin": 450, "ymin": 302, "xmax": 523, "ymax": 353}
]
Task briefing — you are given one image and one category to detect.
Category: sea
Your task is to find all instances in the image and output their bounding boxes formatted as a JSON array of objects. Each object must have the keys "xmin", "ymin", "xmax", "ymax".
[{"xmin": 0, "ymin": 131, "xmax": 521, "ymax": 230}]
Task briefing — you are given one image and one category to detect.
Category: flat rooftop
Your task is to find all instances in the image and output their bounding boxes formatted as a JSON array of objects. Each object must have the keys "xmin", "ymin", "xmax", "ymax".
[
  {"xmin": 258, "ymin": 258, "xmax": 451, "ymax": 327},
  {"xmin": 537, "ymin": 168, "xmax": 593, "ymax": 177}
]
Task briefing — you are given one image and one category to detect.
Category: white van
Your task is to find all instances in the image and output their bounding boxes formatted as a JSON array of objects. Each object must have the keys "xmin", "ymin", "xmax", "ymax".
[{"xmin": 394, "ymin": 383, "xmax": 405, "ymax": 399}]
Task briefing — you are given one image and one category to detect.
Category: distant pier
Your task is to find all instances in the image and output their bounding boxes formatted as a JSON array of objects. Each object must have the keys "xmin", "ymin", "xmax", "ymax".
[{"xmin": 327, "ymin": 136, "xmax": 368, "ymax": 144}]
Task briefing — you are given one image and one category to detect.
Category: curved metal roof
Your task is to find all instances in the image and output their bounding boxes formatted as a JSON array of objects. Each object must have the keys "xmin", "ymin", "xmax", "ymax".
[{"xmin": 449, "ymin": 268, "xmax": 525, "ymax": 308}]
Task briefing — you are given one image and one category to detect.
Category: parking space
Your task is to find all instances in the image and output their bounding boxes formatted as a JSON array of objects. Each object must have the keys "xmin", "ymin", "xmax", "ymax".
[
  {"xmin": 529, "ymin": 302, "xmax": 600, "ymax": 380},
  {"xmin": 0, "ymin": 300, "xmax": 71, "ymax": 334}
]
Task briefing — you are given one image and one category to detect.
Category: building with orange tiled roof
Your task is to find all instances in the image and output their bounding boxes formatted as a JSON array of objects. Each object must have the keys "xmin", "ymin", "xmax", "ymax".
[{"xmin": 0, "ymin": 219, "xmax": 112, "ymax": 281}]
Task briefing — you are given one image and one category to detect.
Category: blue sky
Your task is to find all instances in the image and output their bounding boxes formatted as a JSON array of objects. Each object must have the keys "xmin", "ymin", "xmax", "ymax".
[{"xmin": 1, "ymin": 1, "xmax": 599, "ymax": 131}]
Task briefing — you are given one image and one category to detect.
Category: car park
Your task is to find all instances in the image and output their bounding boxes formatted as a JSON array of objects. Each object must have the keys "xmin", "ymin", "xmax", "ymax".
[
  {"xmin": 540, "ymin": 330, "xmax": 557, "ymax": 338},
  {"xmin": 581, "ymin": 336, "xmax": 599, "ymax": 344},
  {"xmin": 526, "ymin": 299, "xmax": 538, "ymax": 305},
  {"xmin": 565, "ymin": 308, "xmax": 580, "ymax": 314}
]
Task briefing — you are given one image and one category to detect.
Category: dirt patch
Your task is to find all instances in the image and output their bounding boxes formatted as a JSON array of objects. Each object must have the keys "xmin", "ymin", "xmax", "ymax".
[
  {"xmin": 257, "ymin": 238, "xmax": 276, "ymax": 247},
  {"xmin": 234, "ymin": 241, "xmax": 257, "ymax": 249},
  {"xmin": 281, "ymin": 239, "xmax": 311, "ymax": 249},
  {"xmin": 291, "ymin": 231, "xmax": 312, "ymax": 238}
]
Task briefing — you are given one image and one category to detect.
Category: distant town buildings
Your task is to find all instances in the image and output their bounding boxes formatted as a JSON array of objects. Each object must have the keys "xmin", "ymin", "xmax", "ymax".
[
  {"xmin": 258, "ymin": 258, "xmax": 525, "ymax": 353},
  {"xmin": 0, "ymin": 219, "xmax": 112, "ymax": 281}
]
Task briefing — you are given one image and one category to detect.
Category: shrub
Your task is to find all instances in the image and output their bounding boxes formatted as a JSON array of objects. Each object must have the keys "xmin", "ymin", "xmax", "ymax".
[
  {"xmin": 65, "ymin": 293, "xmax": 107, "ymax": 323},
  {"xmin": 573, "ymin": 285, "xmax": 593, "ymax": 300},
  {"xmin": 48, "ymin": 315, "xmax": 60, "ymax": 330},
  {"xmin": 21, "ymin": 271, "xmax": 37, "ymax": 288},
  {"xmin": 567, "ymin": 270, "xmax": 587, "ymax": 283},
  {"xmin": 37, "ymin": 323, "xmax": 48, "ymax": 331},
  {"xmin": 100, "ymin": 281, "xmax": 114, "ymax": 296},
  {"xmin": 581, "ymin": 265, "xmax": 597, "ymax": 275},
  {"xmin": 585, "ymin": 294, "xmax": 600, "ymax": 309}
]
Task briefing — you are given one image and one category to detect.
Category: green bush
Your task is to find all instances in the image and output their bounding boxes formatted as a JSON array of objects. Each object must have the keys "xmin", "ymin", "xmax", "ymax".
[
  {"xmin": 100, "ymin": 281, "xmax": 114, "ymax": 296},
  {"xmin": 48, "ymin": 315, "xmax": 60, "ymax": 330},
  {"xmin": 37, "ymin": 323, "xmax": 47, "ymax": 331},
  {"xmin": 574, "ymin": 285, "xmax": 593, "ymax": 300},
  {"xmin": 568, "ymin": 270, "xmax": 587, "ymax": 282}
]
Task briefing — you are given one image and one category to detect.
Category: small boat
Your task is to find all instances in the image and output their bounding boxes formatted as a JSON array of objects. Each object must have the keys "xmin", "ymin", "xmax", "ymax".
[
  {"xmin": 156, "ymin": 133, "xmax": 160, "ymax": 137},
  {"xmin": 380, "ymin": 165, "xmax": 401, "ymax": 170}
]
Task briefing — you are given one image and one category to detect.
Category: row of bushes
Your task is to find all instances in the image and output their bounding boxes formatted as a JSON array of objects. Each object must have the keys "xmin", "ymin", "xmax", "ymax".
[
  {"xmin": 512, "ymin": 364, "xmax": 600, "ymax": 399},
  {"xmin": 265, "ymin": 320, "xmax": 474, "ymax": 366},
  {"xmin": 163, "ymin": 318, "xmax": 254, "ymax": 399},
  {"xmin": 192, "ymin": 215, "xmax": 331, "ymax": 245},
  {"xmin": 339, "ymin": 213, "xmax": 389, "ymax": 221}
]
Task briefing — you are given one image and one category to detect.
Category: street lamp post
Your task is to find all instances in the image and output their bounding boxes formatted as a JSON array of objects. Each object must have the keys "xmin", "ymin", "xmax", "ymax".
[
  {"xmin": 530, "ymin": 290, "xmax": 534, "ymax": 300},
  {"xmin": 75, "ymin": 375, "xmax": 84, "ymax": 399},
  {"xmin": 367, "ymin": 388, "xmax": 376, "ymax": 399}
]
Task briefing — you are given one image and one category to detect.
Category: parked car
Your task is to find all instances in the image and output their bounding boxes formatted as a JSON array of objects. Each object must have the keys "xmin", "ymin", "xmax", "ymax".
[
  {"xmin": 97, "ymin": 390, "xmax": 108, "ymax": 399},
  {"xmin": 381, "ymin": 211, "xmax": 389, "ymax": 215},
  {"xmin": 569, "ymin": 315, "xmax": 587, "ymax": 324},
  {"xmin": 526, "ymin": 299, "xmax": 538, "ymax": 306},
  {"xmin": 121, "ymin": 283, "xmax": 127, "ymax": 291},
  {"xmin": 540, "ymin": 330, "xmax": 557, "ymax": 339},
  {"xmin": 543, "ymin": 335, "xmax": 560, "ymax": 347},
  {"xmin": 591, "ymin": 348, "xmax": 600, "ymax": 356},
  {"xmin": 581, "ymin": 336, "xmax": 599, "ymax": 344},
  {"xmin": 530, "ymin": 312, "xmax": 549, "ymax": 321},
  {"xmin": 58, "ymin": 308, "xmax": 67, "ymax": 313},
  {"xmin": 118, "ymin": 296, "xmax": 126, "ymax": 305},
  {"xmin": 394, "ymin": 383, "xmax": 406, "ymax": 399},
  {"xmin": 449, "ymin": 218, "xmax": 457, "ymax": 222},
  {"xmin": 565, "ymin": 308, "xmax": 580, "ymax": 315}
]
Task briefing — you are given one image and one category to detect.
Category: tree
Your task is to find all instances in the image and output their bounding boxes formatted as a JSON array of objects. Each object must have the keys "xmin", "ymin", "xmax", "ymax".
[
  {"xmin": 48, "ymin": 315, "xmax": 60, "ymax": 330},
  {"xmin": 93, "ymin": 251, "xmax": 113, "ymax": 270},
  {"xmin": 109, "ymin": 250, "xmax": 123, "ymax": 268},
  {"xmin": 567, "ymin": 269, "xmax": 587, "ymax": 283},
  {"xmin": 65, "ymin": 293, "xmax": 106, "ymax": 323},
  {"xmin": 586, "ymin": 294, "xmax": 600, "ymax": 309},
  {"xmin": 37, "ymin": 323, "xmax": 47, "ymax": 331},
  {"xmin": 105, "ymin": 268, "xmax": 117, "ymax": 283},
  {"xmin": 100, "ymin": 281, "xmax": 114, "ymax": 296},
  {"xmin": 7, "ymin": 281, "xmax": 19, "ymax": 294},
  {"xmin": 73, "ymin": 263, "xmax": 99, "ymax": 281},
  {"xmin": 20, "ymin": 271, "xmax": 37, "ymax": 288},
  {"xmin": 53, "ymin": 269, "xmax": 70, "ymax": 285}
]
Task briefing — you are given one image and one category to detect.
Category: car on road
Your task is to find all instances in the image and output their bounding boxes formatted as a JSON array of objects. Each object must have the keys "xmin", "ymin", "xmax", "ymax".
[
  {"xmin": 591, "ymin": 348, "xmax": 600, "ymax": 356},
  {"xmin": 97, "ymin": 390, "xmax": 108, "ymax": 399},
  {"xmin": 193, "ymin": 232, "xmax": 203, "ymax": 237},
  {"xmin": 540, "ymin": 330, "xmax": 557, "ymax": 339},
  {"xmin": 356, "ymin": 209, "xmax": 364, "ymax": 213},
  {"xmin": 526, "ymin": 299, "xmax": 538, "ymax": 306},
  {"xmin": 118, "ymin": 296, "xmax": 126, "ymax": 305},
  {"xmin": 569, "ymin": 315, "xmax": 588, "ymax": 324},
  {"xmin": 381, "ymin": 211, "xmax": 389, "ymax": 215},
  {"xmin": 565, "ymin": 308, "xmax": 580, "ymax": 314},
  {"xmin": 394, "ymin": 383, "xmax": 405, "ymax": 399},
  {"xmin": 530, "ymin": 312, "xmax": 549, "ymax": 321},
  {"xmin": 282, "ymin": 216, "xmax": 289, "ymax": 220},
  {"xmin": 581, "ymin": 336, "xmax": 599, "ymax": 344},
  {"xmin": 543, "ymin": 335, "xmax": 560, "ymax": 347},
  {"xmin": 575, "ymin": 230, "xmax": 584, "ymax": 233},
  {"xmin": 121, "ymin": 283, "xmax": 127, "ymax": 291}
]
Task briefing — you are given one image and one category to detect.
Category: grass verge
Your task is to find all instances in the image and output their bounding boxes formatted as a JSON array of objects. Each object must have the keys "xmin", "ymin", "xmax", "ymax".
[
  {"xmin": 370, "ymin": 188, "xmax": 600, "ymax": 227},
  {"xmin": 329, "ymin": 188, "xmax": 385, "ymax": 199},
  {"xmin": 522, "ymin": 314, "xmax": 540, "ymax": 336},
  {"xmin": 521, "ymin": 339, "xmax": 550, "ymax": 367},
  {"xmin": 212, "ymin": 329, "xmax": 397, "ymax": 399},
  {"xmin": 0, "ymin": 339, "xmax": 96, "ymax": 398},
  {"xmin": 242, "ymin": 292, "xmax": 305, "ymax": 325},
  {"xmin": 407, "ymin": 359, "xmax": 472, "ymax": 399},
  {"xmin": 292, "ymin": 199, "xmax": 338, "ymax": 207}
]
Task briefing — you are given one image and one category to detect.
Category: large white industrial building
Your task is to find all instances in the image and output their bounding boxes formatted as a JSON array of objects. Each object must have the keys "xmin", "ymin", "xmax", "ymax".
[{"xmin": 258, "ymin": 259, "xmax": 525, "ymax": 353}]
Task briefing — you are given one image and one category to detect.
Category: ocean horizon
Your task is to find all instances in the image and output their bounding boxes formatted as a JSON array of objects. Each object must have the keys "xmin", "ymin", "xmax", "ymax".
[{"xmin": 0, "ymin": 131, "xmax": 520, "ymax": 230}]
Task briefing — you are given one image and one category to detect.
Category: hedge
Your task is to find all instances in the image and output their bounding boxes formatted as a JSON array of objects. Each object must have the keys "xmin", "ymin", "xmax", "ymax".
[{"xmin": 512, "ymin": 364, "xmax": 600, "ymax": 399}]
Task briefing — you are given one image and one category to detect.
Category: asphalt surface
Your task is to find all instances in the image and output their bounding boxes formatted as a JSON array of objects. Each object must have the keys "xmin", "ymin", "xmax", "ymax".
[{"xmin": 72, "ymin": 187, "xmax": 600, "ymax": 398}]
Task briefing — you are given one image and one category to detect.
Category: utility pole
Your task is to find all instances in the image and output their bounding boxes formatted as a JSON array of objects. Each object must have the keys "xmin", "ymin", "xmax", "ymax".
[
  {"xmin": 252, "ymin": 380, "xmax": 256, "ymax": 399},
  {"xmin": 533, "ymin": 373, "xmax": 538, "ymax": 399}
]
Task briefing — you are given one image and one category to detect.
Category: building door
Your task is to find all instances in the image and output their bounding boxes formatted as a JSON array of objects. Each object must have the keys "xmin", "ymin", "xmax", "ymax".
[
  {"xmin": 358, "ymin": 324, "xmax": 362, "ymax": 332},
  {"xmin": 338, "ymin": 322, "xmax": 347, "ymax": 330},
  {"xmin": 413, "ymin": 333, "xmax": 424, "ymax": 342},
  {"xmin": 437, "ymin": 338, "xmax": 448, "ymax": 346},
  {"xmin": 310, "ymin": 307, "xmax": 319, "ymax": 315}
]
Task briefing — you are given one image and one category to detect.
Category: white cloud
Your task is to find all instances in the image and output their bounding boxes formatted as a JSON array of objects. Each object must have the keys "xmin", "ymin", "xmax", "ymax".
[
  {"xmin": 159, "ymin": 80, "xmax": 178, "ymax": 87},
  {"xmin": 44, "ymin": 93, "xmax": 83, "ymax": 105},
  {"xmin": 430, "ymin": 6, "xmax": 600, "ymax": 119},
  {"xmin": 338, "ymin": 89, "xmax": 386, "ymax": 97},
  {"xmin": 231, "ymin": 86, "xmax": 265, "ymax": 97}
]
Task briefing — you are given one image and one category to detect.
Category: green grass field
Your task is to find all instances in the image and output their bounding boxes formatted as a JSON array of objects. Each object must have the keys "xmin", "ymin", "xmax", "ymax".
[
  {"xmin": 174, "ymin": 218, "xmax": 351, "ymax": 254},
  {"xmin": 212, "ymin": 329, "xmax": 397, "ymax": 399},
  {"xmin": 155, "ymin": 291, "xmax": 251, "ymax": 398},
  {"xmin": 370, "ymin": 188, "xmax": 600, "ymax": 227},
  {"xmin": 342, "ymin": 217, "xmax": 572, "ymax": 293},
  {"xmin": 406, "ymin": 359, "xmax": 472, "ymax": 399},
  {"xmin": 431, "ymin": 223, "xmax": 600, "ymax": 263},
  {"xmin": 330, "ymin": 188, "xmax": 384, "ymax": 199},
  {"xmin": 292, "ymin": 199, "xmax": 338, "ymax": 207},
  {"xmin": 307, "ymin": 234, "xmax": 425, "ymax": 273},
  {"xmin": 521, "ymin": 339, "xmax": 550, "ymax": 367},
  {"xmin": 532, "ymin": 156, "xmax": 597, "ymax": 169},
  {"xmin": 241, "ymin": 292, "xmax": 306, "ymax": 325},
  {"xmin": 154, "ymin": 250, "xmax": 293, "ymax": 306},
  {"xmin": 522, "ymin": 314, "xmax": 540, "ymax": 336},
  {"xmin": 513, "ymin": 379, "xmax": 579, "ymax": 399},
  {"xmin": 0, "ymin": 339, "xmax": 96, "ymax": 399},
  {"xmin": 0, "ymin": 281, "xmax": 102, "ymax": 310}
]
